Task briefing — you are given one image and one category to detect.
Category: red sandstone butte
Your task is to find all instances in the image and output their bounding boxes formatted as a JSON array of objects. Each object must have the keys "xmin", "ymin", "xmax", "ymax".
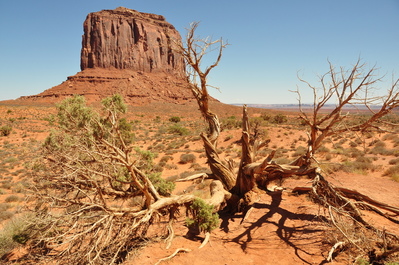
[{"xmin": 17, "ymin": 7, "xmax": 201, "ymax": 105}]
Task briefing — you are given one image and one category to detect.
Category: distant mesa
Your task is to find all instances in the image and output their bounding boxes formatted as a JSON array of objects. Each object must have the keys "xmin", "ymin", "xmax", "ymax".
[{"xmin": 17, "ymin": 7, "xmax": 204, "ymax": 105}]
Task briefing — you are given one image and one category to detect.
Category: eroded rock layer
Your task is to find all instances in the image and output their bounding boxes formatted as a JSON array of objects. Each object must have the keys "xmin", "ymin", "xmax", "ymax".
[{"xmin": 80, "ymin": 7, "xmax": 184, "ymax": 73}]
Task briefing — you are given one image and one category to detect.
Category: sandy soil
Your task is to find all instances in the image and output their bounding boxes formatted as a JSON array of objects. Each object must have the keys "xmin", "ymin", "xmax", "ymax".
[{"xmin": 0, "ymin": 102, "xmax": 398, "ymax": 264}]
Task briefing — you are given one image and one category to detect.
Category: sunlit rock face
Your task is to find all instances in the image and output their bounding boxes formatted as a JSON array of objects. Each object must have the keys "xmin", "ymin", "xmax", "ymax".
[{"xmin": 80, "ymin": 7, "xmax": 184, "ymax": 74}]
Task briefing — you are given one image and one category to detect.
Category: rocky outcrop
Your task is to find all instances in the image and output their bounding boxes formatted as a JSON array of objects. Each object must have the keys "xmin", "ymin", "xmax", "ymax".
[
  {"xmin": 15, "ymin": 7, "xmax": 205, "ymax": 105},
  {"xmin": 80, "ymin": 7, "xmax": 184, "ymax": 74}
]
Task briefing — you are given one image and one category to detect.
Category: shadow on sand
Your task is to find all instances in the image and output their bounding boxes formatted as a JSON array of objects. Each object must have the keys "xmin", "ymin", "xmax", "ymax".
[{"xmin": 220, "ymin": 191, "xmax": 328, "ymax": 265}]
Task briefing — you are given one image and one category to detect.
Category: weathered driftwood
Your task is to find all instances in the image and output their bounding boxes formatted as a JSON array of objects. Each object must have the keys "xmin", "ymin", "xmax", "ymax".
[
  {"xmin": 175, "ymin": 173, "xmax": 208, "ymax": 182},
  {"xmin": 292, "ymin": 185, "xmax": 399, "ymax": 217}
]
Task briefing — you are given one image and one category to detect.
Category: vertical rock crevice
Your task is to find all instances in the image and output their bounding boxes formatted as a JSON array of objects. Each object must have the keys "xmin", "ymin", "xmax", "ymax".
[{"xmin": 80, "ymin": 7, "xmax": 184, "ymax": 74}]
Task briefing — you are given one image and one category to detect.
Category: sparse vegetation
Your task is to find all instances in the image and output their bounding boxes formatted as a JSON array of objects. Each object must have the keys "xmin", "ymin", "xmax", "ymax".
[
  {"xmin": 0, "ymin": 125, "xmax": 12, "ymax": 136},
  {"xmin": 186, "ymin": 198, "xmax": 219, "ymax": 234},
  {"xmin": 169, "ymin": 116, "xmax": 181, "ymax": 123},
  {"xmin": 167, "ymin": 123, "xmax": 190, "ymax": 135},
  {"xmin": 179, "ymin": 153, "xmax": 196, "ymax": 164}
]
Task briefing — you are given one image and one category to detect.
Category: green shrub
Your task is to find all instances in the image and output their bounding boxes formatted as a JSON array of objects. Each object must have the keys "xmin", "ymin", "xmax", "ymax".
[
  {"xmin": 186, "ymin": 198, "xmax": 219, "ymax": 234},
  {"xmin": 148, "ymin": 173, "xmax": 175, "ymax": 196},
  {"xmin": 134, "ymin": 147, "xmax": 157, "ymax": 172},
  {"xmin": 179, "ymin": 153, "xmax": 196, "ymax": 164},
  {"xmin": 272, "ymin": 114, "xmax": 288, "ymax": 124},
  {"xmin": 221, "ymin": 116, "xmax": 241, "ymax": 130},
  {"xmin": 342, "ymin": 156, "xmax": 374, "ymax": 174},
  {"xmin": 0, "ymin": 125, "xmax": 12, "ymax": 136},
  {"xmin": 169, "ymin": 116, "xmax": 181, "ymax": 123},
  {"xmin": 167, "ymin": 124, "xmax": 189, "ymax": 136},
  {"xmin": 0, "ymin": 213, "xmax": 36, "ymax": 257},
  {"xmin": 355, "ymin": 257, "xmax": 370, "ymax": 265},
  {"xmin": 160, "ymin": 155, "xmax": 173, "ymax": 163},
  {"xmin": 260, "ymin": 113, "xmax": 272, "ymax": 121}
]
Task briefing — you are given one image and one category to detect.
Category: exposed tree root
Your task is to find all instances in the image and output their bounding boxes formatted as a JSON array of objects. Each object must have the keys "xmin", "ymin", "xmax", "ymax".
[
  {"xmin": 154, "ymin": 248, "xmax": 191, "ymax": 265},
  {"xmin": 199, "ymin": 232, "xmax": 210, "ymax": 249},
  {"xmin": 292, "ymin": 185, "xmax": 399, "ymax": 221},
  {"xmin": 175, "ymin": 173, "xmax": 208, "ymax": 182},
  {"xmin": 327, "ymin": 241, "xmax": 345, "ymax": 262}
]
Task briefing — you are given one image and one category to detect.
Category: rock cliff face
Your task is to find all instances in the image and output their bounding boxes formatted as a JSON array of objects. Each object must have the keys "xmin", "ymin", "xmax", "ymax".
[
  {"xmin": 17, "ymin": 7, "xmax": 206, "ymax": 105},
  {"xmin": 80, "ymin": 7, "xmax": 184, "ymax": 74}
]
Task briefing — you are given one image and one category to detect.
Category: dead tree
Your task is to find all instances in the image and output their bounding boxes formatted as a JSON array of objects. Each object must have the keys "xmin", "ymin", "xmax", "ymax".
[
  {"xmin": 291, "ymin": 60, "xmax": 399, "ymax": 259},
  {"xmin": 294, "ymin": 59, "xmax": 399, "ymax": 165},
  {"xmin": 176, "ymin": 23, "xmax": 316, "ymax": 215},
  {"xmin": 177, "ymin": 22, "xmax": 236, "ymax": 191},
  {"xmin": 178, "ymin": 23, "xmax": 399, "ymax": 261}
]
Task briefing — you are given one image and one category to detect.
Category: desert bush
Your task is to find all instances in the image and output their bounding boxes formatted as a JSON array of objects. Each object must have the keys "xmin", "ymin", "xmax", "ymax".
[
  {"xmin": 11, "ymin": 182, "xmax": 26, "ymax": 193},
  {"xmin": 134, "ymin": 147, "xmax": 157, "ymax": 172},
  {"xmin": 260, "ymin": 112, "xmax": 272, "ymax": 121},
  {"xmin": 0, "ymin": 213, "xmax": 37, "ymax": 257},
  {"xmin": 160, "ymin": 155, "xmax": 173, "ymax": 163},
  {"xmin": 0, "ymin": 181, "xmax": 12, "ymax": 190},
  {"xmin": 292, "ymin": 146, "xmax": 307, "ymax": 157},
  {"xmin": 318, "ymin": 145, "xmax": 330, "ymax": 153},
  {"xmin": 165, "ymin": 163, "xmax": 178, "ymax": 170},
  {"xmin": 186, "ymin": 198, "xmax": 219, "ymax": 234},
  {"xmin": 272, "ymin": 114, "xmax": 288, "ymax": 124},
  {"xmin": 325, "ymin": 153, "xmax": 333, "ymax": 161},
  {"xmin": 0, "ymin": 211, "xmax": 14, "ymax": 221},
  {"xmin": 370, "ymin": 141, "xmax": 394, "ymax": 156},
  {"xmin": 342, "ymin": 156, "xmax": 374, "ymax": 174},
  {"xmin": 347, "ymin": 147, "xmax": 365, "ymax": 159},
  {"xmin": 274, "ymin": 157, "xmax": 291, "ymax": 164},
  {"xmin": 0, "ymin": 125, "xmax": 12, "ymax": 136},
  {"xmin": 169, "ymin": 116, "xmax": 181, "ymax": 123},
  {"xmin": 383, "ymin": 165, "xmax": 399, "ymax": 182},
  {"xmin": 5, "ymin": 195, "xmax": 20, "ymax": 202},
  {"xmin": 388, "ymin": 158, "xmax": 399, "ymax": 165},
  {"xmin": 148, "ymin": 172, "xmax": 175, "ymax": 196},
  {"xmin": 298, "ymin": 135, "xmax": 307, "ymax": 142},
  {"xmin": 221, "ymin": 116, "xmax": 241, "ymax": 130},
  {"xmin": 166, "ymin": 175, "xmax": 180, "ymax": 182},
  {"xmin": 167, "ymin": 124, "xmax": 190, "ymax": 135},
  {"xmin": 180, "ymin": 153, "xmax": 196, "ymax": 164},
  {"xmin": 0, "ymin": 203, "xmax": 12, "ymax": 212}
]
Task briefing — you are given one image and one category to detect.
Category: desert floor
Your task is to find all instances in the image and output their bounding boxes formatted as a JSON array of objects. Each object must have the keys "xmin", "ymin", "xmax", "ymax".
[{"xmin": 0, "ymin": 101, "xmax": 398, "ymax": 264}]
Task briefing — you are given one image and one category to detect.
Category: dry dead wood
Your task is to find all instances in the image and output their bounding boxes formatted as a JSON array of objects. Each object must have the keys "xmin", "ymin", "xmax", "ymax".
[
  {"xmin": 292, "ymin": 185, "xmax": 399, "ymax": 217},
  {"xmin": 310, "ymin": 173, "xmax": 399, "ymax": 247},
  {"xmin": 154, "ymin": 248, "xmax": 191, "ymax": 265},
  {"xmin": 327, "ymin": 241, "xmax": 345, "ymax": 262},
  {"xmin": 198, "ymin": 232, "xmax": 210, "ymax": 249},
  {"xmin": 175, "ymin": 173, "xmax": 208, "ymax": 182}
]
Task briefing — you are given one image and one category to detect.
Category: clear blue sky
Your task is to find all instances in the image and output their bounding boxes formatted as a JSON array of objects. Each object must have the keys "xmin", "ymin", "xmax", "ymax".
[{"xmin": 1, "ymin": 0, "xmax": 398, "ymax": 104}]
